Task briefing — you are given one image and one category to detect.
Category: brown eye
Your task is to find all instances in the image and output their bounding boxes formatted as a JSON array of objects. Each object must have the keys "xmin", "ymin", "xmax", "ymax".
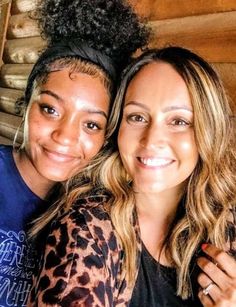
[
  {"xmin": 171, "ymin": 119, "xmax": 190, "ymax": 126},
  {"xmin": 127, "ymin": 114, "xmax": 147, "ymax": 123},
  {"xmin": 85, "ymin": 122, "xmax": 101, "ymax": 130},
  {"xmin": 39, "ymin": 104, "xmax": 59, "ymax": 117}
]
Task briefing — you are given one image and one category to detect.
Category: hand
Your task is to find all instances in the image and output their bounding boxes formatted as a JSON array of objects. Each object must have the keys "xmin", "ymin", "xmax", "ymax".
[{"xmin": 197, "ymin": 243, "xmax": 236, "ymax": 306}]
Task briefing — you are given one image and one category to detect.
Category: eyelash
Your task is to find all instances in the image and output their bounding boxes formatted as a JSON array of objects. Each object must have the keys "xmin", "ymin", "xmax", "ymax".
[
  {"xmin": 171, "ymin": 118, "xmax": 191, "ymax": 126},
  {"xmin": 125, "ymin": 114, "xmax": 192, "ymax": 130},
  {"xmin": 126, "ymin": 114, "xmax": 147, "ymax": 123},
  {"xmin": 85, "ymin": 122, "xmax": 102, "ymax": 131},
  {"xmin": 39, "ymin": 104, "xmax": 59, "ymax": 116}
]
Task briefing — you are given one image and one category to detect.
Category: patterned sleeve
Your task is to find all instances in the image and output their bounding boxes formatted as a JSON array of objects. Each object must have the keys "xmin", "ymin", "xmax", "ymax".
[{"xmin": 28, "ymin": 201, "xmax": 121, "ymax": 307}]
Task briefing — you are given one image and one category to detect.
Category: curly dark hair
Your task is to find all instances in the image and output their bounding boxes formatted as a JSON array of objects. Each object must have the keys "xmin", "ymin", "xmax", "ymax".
[{"xmin": 36, "ymin": 0, "xmax": 149, "ymax": 68}]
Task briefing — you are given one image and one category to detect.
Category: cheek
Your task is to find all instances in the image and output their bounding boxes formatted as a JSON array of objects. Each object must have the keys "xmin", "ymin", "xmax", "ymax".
[
  {"xmin": 25, "ymin": 115, "xmax": 52, "ymax": 150},
  {"xmin": 180, "ymin": 140, "xmax": 194, "ymax": 152},
  {"xmin": 28, "ymin": 118, "xmax": 47, "ymax": 139},
  {"xmin": 82, "ymin": 134, "xmax": 105, "ymax": 156},
  {"xmin": 178, "ymin": 134, "xmax": 199, "ymax": 162},
  {"xmin": 26, "ymin": 106, "xmax": 43, "ymax": 139}
]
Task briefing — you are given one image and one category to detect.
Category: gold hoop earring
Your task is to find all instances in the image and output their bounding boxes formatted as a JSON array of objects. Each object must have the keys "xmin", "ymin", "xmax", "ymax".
[{"xmin": 13, "ymin": 118, "xmax": 24, "ymax": 151}]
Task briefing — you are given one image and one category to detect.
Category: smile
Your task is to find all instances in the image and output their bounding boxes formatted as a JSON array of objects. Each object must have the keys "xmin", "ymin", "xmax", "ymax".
[
  {"xmin": 43, "ymin": 148, "xmax": 78, "ymax": 163},
  {"xmin": 138, "ymin": 157, "xmax": 173, "ymax": 167}
]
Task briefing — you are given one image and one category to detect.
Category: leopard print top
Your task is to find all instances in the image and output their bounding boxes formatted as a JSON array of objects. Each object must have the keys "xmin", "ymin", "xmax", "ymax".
[
  {"xmin": 28, "ymin": 195, "xmax": 141, "ymax": 306},
  {"xmin": 28, "ymin": 196, "xmax": 236, "ymax": 306}
]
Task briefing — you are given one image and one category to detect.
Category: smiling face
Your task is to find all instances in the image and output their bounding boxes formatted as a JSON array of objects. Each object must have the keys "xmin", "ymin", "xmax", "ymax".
[
  {"xmin": 22, "ymin": 68, "xmax": 110, "ymax": 183},
  {"xmin": 118, "ymin": 61, "xmax": 199, "ymax": 197}
]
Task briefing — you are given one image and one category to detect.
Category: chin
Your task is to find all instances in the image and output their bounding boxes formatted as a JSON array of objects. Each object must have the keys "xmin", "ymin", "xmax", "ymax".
[
  {"xmin": 133, "ymin": 180, "xmax": 169, "ymax": 194},
  {"xmin": 39, "ymin": 169, "xmax": 71, "ymax": 183}
]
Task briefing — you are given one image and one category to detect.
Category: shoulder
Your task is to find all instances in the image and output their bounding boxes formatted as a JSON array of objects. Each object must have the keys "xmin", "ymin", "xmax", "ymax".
[
  {"xmin": 0, "ymin": 145, "xmax": 12, "ymax": 159},
  {"xmin": 70, "ymin": 194, "xmax": 111, "ymax": 222},
  {"xmin": 0, "ymin": 144, "xmax": 12, "ymax": 151},
  {"xmin": 0, "ymin": 145, "xmax": 14, "ymax": 173},
  {"xmin": 66, "ymin": 194, "xmax": 116, "ymax": 249},
  {"xmin": 47, "ymin": 193, "xmax": 118, "ymax": 261},
  {"xmin": 30, "ymin": 194, "xmax": 124, "ymax": 306},
  {"xmin": 58, "ymin": 194, "xmax": 112, "ymax": 234}
]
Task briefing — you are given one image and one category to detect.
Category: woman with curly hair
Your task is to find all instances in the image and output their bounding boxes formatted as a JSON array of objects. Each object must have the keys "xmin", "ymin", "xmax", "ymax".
[
  {"xmin": 29, "ymin": 46, "xmax": 236, "ymax": 306},
  {"xmin": 0, "ymin": 0, "xmax": 149, "ymax": 306}
]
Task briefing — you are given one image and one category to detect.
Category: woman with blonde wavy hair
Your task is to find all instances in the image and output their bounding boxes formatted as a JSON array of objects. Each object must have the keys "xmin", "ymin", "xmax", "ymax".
[
  {"xmin": 0, "ymin": 0, "xmax": 149, "ymax": 306},
  {"xmin": 30, "ymin": 46, "xmax": 236, "ymax": 306}
]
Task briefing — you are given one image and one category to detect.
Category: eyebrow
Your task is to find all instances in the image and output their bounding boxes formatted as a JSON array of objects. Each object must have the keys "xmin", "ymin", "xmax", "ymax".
[
  {"xmin": 124, "ymin": 101, "xmax": 149, "ymax": 111},
  {"xmin": 40, "ymin": 90, "xmax": 61, "ymax": 101},
  {"xmin": 40, "ymin": 90, "xmax": 108, "ymax": 119},
  {"xmin": 162, "ymin": 105, "xmax": 193, "ymax": 113},
  {"xmin": 124, "ymin": 101, "xmax": 193, "ymax": 113}
]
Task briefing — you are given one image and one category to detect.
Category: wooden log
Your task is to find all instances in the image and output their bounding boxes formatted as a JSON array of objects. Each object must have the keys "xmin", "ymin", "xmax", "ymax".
[
  {"xmin": 11, "ymin": 0, "xmax": 38, "ymax": 14},
  {"xmin": 7, "ymin": 12, "xmax": 40, "ymax": 39},
  {"xmin": 0, "ymin": 1, "xmax": 12, "ymax": 65},
  {"xmin": 149, "ymin": 11, "xmax": 236, "ymax": 63},
  {"xmin": 130, "ymin": 0, "xmax": 236, "ymax": 20},
  {"xmin": 149, "ymin": 11, "xmax": 236, "ymax": 40},
  {"xmin": 0, "ymin": 63, "xmax": 32, "ymax": 89},
  {"xmin": 0, "ymin": 135, "xmax": 14, "ymax": 145},
  {"xmin": 0, "ymin": 111, "xmax": 23, "ymax": 143},
  {"xmin": 214, "ymin": 63, "xmax": 236, "ymax": 114},
  {"xmin": 0, "ymin": 87, "xmax": 24, "ymax": 115},
  {"xmin": 150, "ymin": 36, "xmax": 236, "ymax": 64},
  {"xmin": 3, "ymin": 36, "xmax": 46, "ymax": 63}
]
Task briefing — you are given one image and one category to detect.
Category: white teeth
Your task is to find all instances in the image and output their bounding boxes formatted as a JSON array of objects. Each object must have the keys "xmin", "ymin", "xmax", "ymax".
[{"xmin": 139, "ymin": 158, "xmax": 171, "ymax": 167}]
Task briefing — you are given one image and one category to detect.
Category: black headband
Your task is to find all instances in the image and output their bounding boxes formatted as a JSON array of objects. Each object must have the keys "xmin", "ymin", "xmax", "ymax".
[{"xmin": 25, "ymin": 40, "xmax": 117, "ymax": 104}]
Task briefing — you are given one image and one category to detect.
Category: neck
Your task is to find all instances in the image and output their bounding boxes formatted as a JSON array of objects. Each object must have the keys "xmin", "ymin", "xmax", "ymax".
[
  {"xmin": 135, "ymin": 189, "xmax": 183, "ymax": 265},
  {"xmin": 135, "ymin": 189, "xmax": 182, "ymax": 220},
  {"xmin": 13, "ymin": 148, "xmax": 55, "ymax": 199}
]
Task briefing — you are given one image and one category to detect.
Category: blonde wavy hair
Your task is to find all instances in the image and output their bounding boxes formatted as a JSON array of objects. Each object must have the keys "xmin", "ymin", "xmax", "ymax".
[
  {"xmin": 32, "ymin": 47, "xmax": 236, "ymax": 299},
  {"xmin": 100, "ymin": 47, "xmax": 236, "ymax": 299}
]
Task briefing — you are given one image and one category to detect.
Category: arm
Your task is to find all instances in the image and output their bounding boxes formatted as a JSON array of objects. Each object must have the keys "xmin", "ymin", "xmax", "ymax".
[{"xmin": 29, "ymin": 206, "xmax": 118, "ymax": 307}]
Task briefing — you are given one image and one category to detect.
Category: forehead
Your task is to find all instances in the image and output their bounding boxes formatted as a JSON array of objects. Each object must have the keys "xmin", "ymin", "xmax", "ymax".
[
  {"xmin": 42, "ymin": 69, "xmax": 107, "ymax": 94},
  {"xmin": 42, "ymin": 68, "xmax": 104, "ymax": 87},
  {"xmin": 31, "ymin": 69, "xmax": 110, "ymax": 112},
  {"xmin": 125, "ymin": 61, "xmax": 191, "ymax": 108},
  {"xmin": 128, "ymin": 61, "xmax": 186, "ymax": 89}
]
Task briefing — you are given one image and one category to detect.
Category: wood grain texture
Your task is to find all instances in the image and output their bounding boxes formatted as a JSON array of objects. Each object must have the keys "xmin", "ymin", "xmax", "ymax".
[
  {"xmin": 0, "ymin": 2, "xmax": 12, "ymax": 65},
  {"xmin": 149, "ymin": 11, "xmax": 236, "ymax": 62},
  {"xmin": 3, "ymin": 36, "xmax": 46, "ymax": 63},
  {"xmin": 0, "ymin": 87, "xmax": 24, "ymax": 115},
  {"xmin": 0, "ymin": 63, "xmax": 32, "ymax": 89},
  {"xmin": 0, "ymin": 111, "xmax": 23, "ymax": 142},
  {"xmin": 11, "ymin": 0, "xmax": 38, "ymax": 14},
  {"xmin": 0, "ymin": 134, "xmax": 14, "ymax": 145},
  {"xmin": 129, "ymin": 0, "xmax": 236, "ymax": 20},
  {"xmin": 7, "ymin": 12, "xmax": 40, "ymax": 39},
  {"xmin": 214, "ymin": 63, "xmax": 236, "ymax": 114}
]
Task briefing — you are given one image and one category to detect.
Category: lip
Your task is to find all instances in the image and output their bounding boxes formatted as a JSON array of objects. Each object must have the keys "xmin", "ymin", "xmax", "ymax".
[
  {"xmin": 43, "ymin": 148, "xmax": 79, "ymax": 163},
  {"xmin": 137, "ymin": 156, "xmax": 174, "ymax": 169}
]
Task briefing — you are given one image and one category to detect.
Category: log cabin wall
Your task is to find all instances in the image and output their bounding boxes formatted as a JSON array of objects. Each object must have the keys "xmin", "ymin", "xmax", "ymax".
[
  {"xmin": 0, "ymin": 0, "xmax": 45, "ymax": 145},
  {"xmin": 0, "ymin": 0, "xmax": 235, "ymax": 145}
]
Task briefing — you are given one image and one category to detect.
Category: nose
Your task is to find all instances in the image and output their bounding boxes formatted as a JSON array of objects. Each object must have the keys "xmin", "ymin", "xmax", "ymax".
[
  {"xmin": 51, "ymin": 119, "xmax": 80, "ymax": 146},
  {"xmin": 140, "ymin": 124, "xmax": 168, "ymax": 149}
]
